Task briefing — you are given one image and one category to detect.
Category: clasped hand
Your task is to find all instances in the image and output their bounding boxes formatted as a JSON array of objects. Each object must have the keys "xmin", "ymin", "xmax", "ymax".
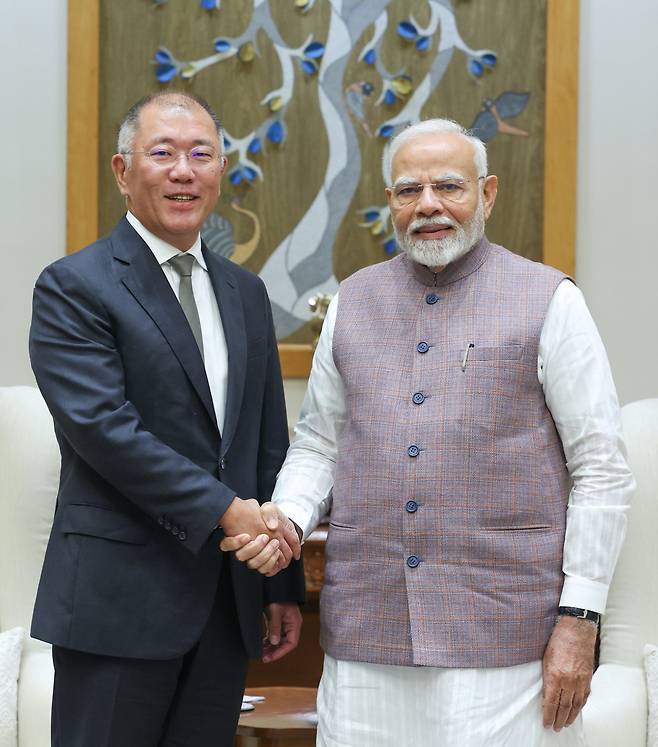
[{"xmin": 219, "ymin": 498, "xmax": 300, "ymax": 576}]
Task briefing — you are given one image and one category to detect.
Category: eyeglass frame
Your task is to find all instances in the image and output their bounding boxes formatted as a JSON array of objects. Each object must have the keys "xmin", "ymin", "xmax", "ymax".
[
  {"xmin": 388, "ymin": 175, "xmax": 487, "ymax": 207},
  {"xmin": 121, "ymin": 146, "xmax": 226, "ymax": 170}
]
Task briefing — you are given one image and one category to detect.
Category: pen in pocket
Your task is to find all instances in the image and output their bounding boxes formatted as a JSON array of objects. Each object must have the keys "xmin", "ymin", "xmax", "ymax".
[{"xmin": 461, "ymin": 343, "xmax": 474, "ymax": 372}]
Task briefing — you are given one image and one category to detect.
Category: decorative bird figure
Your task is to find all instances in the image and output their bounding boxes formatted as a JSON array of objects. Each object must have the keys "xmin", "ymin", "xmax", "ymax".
[
  {"xmin": 470, "ymin": 92, "xmax": 530, "ymax": 143},
  {"xmin": 344, "ymin": 81, "xmax": 374, "ymax": 137}
]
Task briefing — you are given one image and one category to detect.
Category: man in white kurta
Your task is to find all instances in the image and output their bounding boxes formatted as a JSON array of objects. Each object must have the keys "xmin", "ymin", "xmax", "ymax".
[{"xmin": 222, "ymin": 120, "xmax": 634, "ymax": 747}]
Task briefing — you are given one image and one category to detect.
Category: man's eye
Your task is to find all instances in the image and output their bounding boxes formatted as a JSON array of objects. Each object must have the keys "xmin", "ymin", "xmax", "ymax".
[
  {"xmin": 397, "ymin": 186, "xmax": 420, "ymax": 196},
  {"xmin": 436, "ymin": 182, "xmax": 461, "ymax": 192},
  {"xmin": 149, "ymin": 149, "xmax": 173, "ymax": 159},
  {"xmin": 190, "ymin": 149, "xmax": 213, "ymax": 161}
]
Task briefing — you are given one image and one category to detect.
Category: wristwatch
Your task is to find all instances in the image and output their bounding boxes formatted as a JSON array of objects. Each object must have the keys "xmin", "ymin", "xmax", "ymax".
[{"xmin": 558, "ymin": 606, "xmax": 600, "ymax": 625}]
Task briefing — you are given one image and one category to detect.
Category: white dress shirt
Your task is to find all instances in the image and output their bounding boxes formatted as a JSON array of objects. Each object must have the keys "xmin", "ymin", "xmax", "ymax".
[
  {"xmin": 126, "ymin": 211, "xmax": 228, "ymax": 434},
  {"xmin": 273, "ymin": 278, "xmax": 635, "ymax": 613}
]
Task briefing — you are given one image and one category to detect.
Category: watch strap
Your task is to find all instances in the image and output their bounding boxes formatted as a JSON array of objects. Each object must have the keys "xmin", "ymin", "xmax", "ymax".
[{"xmin": 558, "ymin": 606, "xmax": 600, "ymax": 624}]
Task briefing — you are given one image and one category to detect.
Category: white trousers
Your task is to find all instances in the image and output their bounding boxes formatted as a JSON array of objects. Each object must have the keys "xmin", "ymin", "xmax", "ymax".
[{"xmin": 317, "ymin": 655, "xmax": 587, "ymax": 747}]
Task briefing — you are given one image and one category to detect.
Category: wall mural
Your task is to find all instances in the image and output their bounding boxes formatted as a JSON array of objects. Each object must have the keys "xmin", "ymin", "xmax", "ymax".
[{"xmin": 98, "ymin": 0, "xmax": 546, "ymax": 343}]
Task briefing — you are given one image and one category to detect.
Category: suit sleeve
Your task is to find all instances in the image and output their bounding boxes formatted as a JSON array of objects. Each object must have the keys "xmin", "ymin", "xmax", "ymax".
[{"xmin": 29, "ymin": 261, "xmax": 236, "ymax": 555}]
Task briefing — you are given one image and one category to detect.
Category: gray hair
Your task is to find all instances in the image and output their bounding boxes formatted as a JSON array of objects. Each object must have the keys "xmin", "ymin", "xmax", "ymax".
[
  {"xmin": 382, "ymin": 119, "xmax": 488, "ymax": 186},
  {"xmin": 117, "ymin": 91, "xmax": 224, "ymax": 168}
]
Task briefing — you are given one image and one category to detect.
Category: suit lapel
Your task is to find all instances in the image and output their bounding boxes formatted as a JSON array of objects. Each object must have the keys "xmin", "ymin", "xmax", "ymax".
[
  {"xmin": 111, "ymin": 219, "xmax": 218, "ymax": 430},
  {"xmin": 203, "ymin": 246, "xmax": 247, "ymax": 457}
]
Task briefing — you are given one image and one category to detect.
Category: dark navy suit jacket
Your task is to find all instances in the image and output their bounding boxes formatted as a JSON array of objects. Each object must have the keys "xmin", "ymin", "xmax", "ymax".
[{"xmin": 29, "ymin": 217, "xmax": 304, "ymax": 660}]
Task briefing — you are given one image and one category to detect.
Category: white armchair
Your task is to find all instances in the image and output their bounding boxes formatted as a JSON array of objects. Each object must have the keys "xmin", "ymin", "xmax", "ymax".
[
  {"xmin": 582, "ymin": 398, "xmax": 658, "ymax": 746},
  {"xmin": 0, "ymin": 386, "xmax": 59, "ymax": 747}
]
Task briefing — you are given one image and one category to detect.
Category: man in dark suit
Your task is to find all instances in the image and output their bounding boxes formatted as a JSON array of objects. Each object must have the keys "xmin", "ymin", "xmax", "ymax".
[{"xmin": 29, "ymin": 91, "xmax": 304, "ymax": 747}]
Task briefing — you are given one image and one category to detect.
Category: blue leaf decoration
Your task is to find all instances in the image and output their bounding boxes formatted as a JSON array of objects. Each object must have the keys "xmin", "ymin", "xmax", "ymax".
[
  {"xmin": 379, "ymin": 125, "xmax": 394, "ymax": 138},
  {"xmin": 398, "ymin": 21, "xmax": 418, "ymax": 40},
  {"xmin": 244, "ymin": 166, "xmax": 257, "ymax": 181},
  {"xmin": 482, "ymin": 53, "xmax": 497, "ymax": 67},
  {"xmin": 469, "ymin": 59, "xmax": 484, "ymax": 77},
  {"xmin": 383, "ymin": 89, "xmax": 396, "ymax": 105},
  {"xmin": 154, "ymin": 49, "xmax": 171, "ymax": 64},
  {"xmin": 300, "ymin": 59, "xmax": 317, "ymax": 75},
  {"xmin": 364, "ymin": 210, "xmax": 380, "ymax": 223},
  {"xmin": 223, "ymin": 136, "xmax": 231, "ymax": 149},
  {"xmin": 248, "ymin": 137, "xmax": 261, "ymax": 154},
  {"xmin": 200, "ymin": 0, "xmax": 218, "ymax": 7},
  {"xmin": 364, "ymin": 49, "xmax": 376, "ymax": 65},
  {"xmin": 304, "ymin": 41, "xmax": 325, "ymax": 59},
  {"xmin": 229, "ymin": 168, "xmax": 243, "ymax": 185},
  {"xmin": 215, "ymin": 39, "xmax": 231, "ymax": 53},
  {"xmin": 416, "ymin": 36, "xmax": 430, "ymax": 51},
  {"xmin": 384, "ymin": 238, "xmax": 397, "ymax": 254},
  {"xmin": 267, "ymin": 120, "xmax": 284, "ymax": 144},
  {"xmin": 156, "ymin": 64, "xmax": 177, "ymax": 83}
]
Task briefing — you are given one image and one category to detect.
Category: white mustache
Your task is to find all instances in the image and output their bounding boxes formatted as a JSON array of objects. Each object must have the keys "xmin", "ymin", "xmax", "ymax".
[{"xmin": 408, "ymin": 217, "xmax": 458, "ymax": 232}]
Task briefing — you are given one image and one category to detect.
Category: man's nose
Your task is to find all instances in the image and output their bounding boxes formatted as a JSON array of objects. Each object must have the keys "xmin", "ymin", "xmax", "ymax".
[
  {"xmin": 415, "ymin": 184, "xmax": 445, "ymax": 215},
  {"xmin": 168, "ymin": 153, "xmax": 195, "ymax": 180}
]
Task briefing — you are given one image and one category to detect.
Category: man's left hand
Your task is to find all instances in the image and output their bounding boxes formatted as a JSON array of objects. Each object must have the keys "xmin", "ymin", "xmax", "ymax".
[
  {"xmin": 542, "ymin": 615, "xmax": 597, "ymax": 731},
  {"xmin": 262, "ymin": 603, "xmax": 303, "ymax": 663}
]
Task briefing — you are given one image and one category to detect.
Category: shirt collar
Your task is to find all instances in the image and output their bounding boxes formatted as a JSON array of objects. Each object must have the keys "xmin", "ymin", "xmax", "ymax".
[{"xmin": 126, "ymin": 211, "xmax": 207, "ymax": 270}]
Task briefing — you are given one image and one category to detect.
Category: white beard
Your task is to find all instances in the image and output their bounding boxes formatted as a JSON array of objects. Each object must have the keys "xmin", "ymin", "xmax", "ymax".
[{"xmin": 396, "ymin": 198, "xmax": 485, "ymax": 269}]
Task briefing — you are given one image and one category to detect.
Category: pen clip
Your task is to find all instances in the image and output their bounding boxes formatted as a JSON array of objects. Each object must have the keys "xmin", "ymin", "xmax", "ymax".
[{"xmin": 461, "ymin": 343, "xmax": 474, "ymax": 372}]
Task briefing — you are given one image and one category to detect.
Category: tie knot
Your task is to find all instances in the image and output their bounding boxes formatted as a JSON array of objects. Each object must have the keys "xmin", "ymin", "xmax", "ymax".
[{"xmin": 168, "ymin": 254, "xmax": 195, "ymax": 277}]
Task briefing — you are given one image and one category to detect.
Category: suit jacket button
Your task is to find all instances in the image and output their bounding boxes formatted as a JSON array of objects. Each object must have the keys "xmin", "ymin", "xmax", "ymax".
[
  {"xmin": 171, "ymin": 525, "xmax": 180, "ymax": 536},
  {"xmin": 407, "ymin": 555, "xmax": 420, "ymax": 568},
  {"xmin": 164, "ymin": 520, "xmax": 172, "ymax": 531},
  {"xmin": 219, "ymin": 457, "xmax": 226, "ymax": 470},
  {"xmin": 417, "ymin": 341, "xmax": 429, "ymax": 354},
  {"xmin": 412, "ymin": 392, "xmax": 425, "ymax": 405},
  {"xmin": 407, "ymin": 445, "xmax": 420, "ymax": 458},
  {"xmin": 426, "ymin": 293, "xmax": 440, "ymax": 305},
  {"xmin": 405, "ymin": 500, "xmax": 418, "ymax": 513},
  {"xmin": 178, "ymin": 531, "xmax": 187, "ymax": 541}
]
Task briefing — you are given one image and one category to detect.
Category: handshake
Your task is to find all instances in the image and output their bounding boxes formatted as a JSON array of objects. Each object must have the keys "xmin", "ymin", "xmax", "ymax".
[{"xmin": 219, "ymin": 497, "xmax": 301, "ymax": 576}]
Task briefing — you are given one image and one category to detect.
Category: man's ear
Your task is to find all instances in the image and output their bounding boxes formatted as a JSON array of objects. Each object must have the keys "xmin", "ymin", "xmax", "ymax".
[
  {"xmin": 482, "ymin": 174, "xmax": 498, "ymax": 220},
  {"xmin": 111, "ymin": 153, "xmax": 129, "ymax": 197}
]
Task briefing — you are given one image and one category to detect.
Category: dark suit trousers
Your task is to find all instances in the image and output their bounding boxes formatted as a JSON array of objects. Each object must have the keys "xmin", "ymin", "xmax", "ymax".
[{"xmin": 51, "ymin": 563, "xmax": 249, "ymax": 747}]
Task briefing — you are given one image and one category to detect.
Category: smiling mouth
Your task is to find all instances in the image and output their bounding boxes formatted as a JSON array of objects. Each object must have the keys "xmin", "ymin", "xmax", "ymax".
[
  {"xmin": 166, "ymin": 195, "xmax": 197, "ymax": 201},
  {"xmin": 414, "ymin": 224, "xmax": 453, "ymax": 235}
]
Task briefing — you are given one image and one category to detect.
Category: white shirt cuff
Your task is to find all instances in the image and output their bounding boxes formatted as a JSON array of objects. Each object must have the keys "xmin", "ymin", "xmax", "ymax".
[{"xmin": 559, "ymin": 575, "xmax": 610, "ymax": 613}]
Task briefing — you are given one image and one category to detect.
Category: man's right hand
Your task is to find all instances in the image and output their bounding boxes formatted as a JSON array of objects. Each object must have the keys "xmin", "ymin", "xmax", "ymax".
[
  {"xmin": 219, "ymin": 502, "xmax": 301, "ymax": 576},
  {"xmin": 219, "ymin": 499, "xmax": 301, "ymax": 574}
]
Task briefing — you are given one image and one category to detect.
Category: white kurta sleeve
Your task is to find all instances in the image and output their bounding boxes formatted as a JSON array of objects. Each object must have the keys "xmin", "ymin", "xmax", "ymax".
[
  {"xmin": 539, "ymin": 280, "xmax": 634, "ymax": 613},
  {"xmin": 272, "ymin": 294, "xmax": 346, "ymax": 539}
]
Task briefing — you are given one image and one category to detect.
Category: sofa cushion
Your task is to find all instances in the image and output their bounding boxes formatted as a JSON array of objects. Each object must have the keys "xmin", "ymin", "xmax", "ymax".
[
  {"xmin": 0, "ymin": 627, "xmax": 24, "ymax": 747},
  {"xmin": 646, "ymin": 644, "xmax": 658, "ymax": 747}
]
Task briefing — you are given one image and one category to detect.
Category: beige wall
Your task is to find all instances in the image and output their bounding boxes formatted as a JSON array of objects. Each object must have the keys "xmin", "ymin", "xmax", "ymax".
[{"xmin": 2, "ymin": 0, "xmax": 656, "ymax": 414}]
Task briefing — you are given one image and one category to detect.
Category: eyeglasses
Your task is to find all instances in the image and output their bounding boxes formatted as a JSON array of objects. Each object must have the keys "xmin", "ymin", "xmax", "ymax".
[
  {"xmin": 391, "ymin": 176, "xmax": 485, "ymax": 207},
  {"xmin": 123, "ymin": 146, "xmax": 222, "ymax": 170}
]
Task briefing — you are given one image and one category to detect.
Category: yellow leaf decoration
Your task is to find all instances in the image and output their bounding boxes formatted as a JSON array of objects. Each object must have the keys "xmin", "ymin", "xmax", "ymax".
[
  {"xmin": 391, "ymin": 77, "xmax": 413, "ymax": 96},
  {"xmin": 370, "ymin": 220, "xmax": 384, "ymax": 236},
  {"xmin": 268, "ymin": 96, "xmax": 284, "ymax": 112},
  {"xmin": 295, "ymin": 0, "xmax": 309, "ymax": 7},
  {"xmin": 238, "ymin": 42, "xmax": 256, "ymax": 63},
  {"xmin": 180, "ymin": 63, "xmax": 196, "ymax": 80}
]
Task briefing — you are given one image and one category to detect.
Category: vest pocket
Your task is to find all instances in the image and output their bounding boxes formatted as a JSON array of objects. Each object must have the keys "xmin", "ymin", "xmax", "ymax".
[{"xmin": 329, "ymin": 520, "xmax": 358, "ymax": 532}]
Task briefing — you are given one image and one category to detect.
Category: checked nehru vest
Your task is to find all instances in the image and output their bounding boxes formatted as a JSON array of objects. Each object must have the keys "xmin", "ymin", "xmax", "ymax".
[{"xmin": 321, "ymin": 237, "xmax": 571, "ymax": 668}]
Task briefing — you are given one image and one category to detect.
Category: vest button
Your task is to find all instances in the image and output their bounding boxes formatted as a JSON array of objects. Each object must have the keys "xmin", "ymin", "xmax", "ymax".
[
  {"xmin": 412, "ymin": 392, "xmax": 425, "ymax": 405},
  {"xmin": 417, "ymin": 341, "xmax": 429, "ymax": 354},
  {"xmin": 426, "ymin": 293, "xmax": 440, "ymax": 304},
  {"xmin": 405, "ymin": 500, "xmax": 418, "ymax": 513},
  {"xmin": 407, "ymin": 555, "xmax": 420, "ymax": 568},
  {"xmin": 407, "ymin": 445, "xmax": 420, "ymax": 458}
]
